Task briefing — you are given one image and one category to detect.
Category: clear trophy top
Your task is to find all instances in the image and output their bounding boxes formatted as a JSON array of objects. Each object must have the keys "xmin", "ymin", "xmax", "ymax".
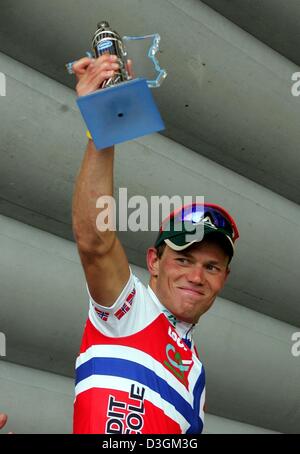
[
  {"xmin": 122, "ymin": 34, "xmax": 167, "ymax": 88},
  {"xmin": 66, "ymin": 23, "xmax": 167, "ymax": 89}
]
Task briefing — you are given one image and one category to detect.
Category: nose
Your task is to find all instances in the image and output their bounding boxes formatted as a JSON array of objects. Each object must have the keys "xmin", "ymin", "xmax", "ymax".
[{"xmin": 186, "ymin": 265, "xmax": 205, "ymax": 285}]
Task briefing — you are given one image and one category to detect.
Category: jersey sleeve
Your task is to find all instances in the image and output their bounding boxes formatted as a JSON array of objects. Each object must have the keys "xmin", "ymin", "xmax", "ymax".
[{"xmin": 87, "ymin": 269, "xmax": 139, "ymax": 337}]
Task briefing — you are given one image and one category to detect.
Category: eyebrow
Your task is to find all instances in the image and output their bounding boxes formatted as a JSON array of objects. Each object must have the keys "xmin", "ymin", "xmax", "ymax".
[
  {"xmin": 175, "ymin": 250, "xmax": 193, "ymax": 258},
  {"xmin": 175, "ymin": 251, "xmax": 227, "ymax": 267}
]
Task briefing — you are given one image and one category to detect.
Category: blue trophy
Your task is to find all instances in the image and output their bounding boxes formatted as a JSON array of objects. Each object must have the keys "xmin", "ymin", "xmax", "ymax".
[{"xmin": 66, "ymin": 21, "xmax": 167, "ymax": 150}]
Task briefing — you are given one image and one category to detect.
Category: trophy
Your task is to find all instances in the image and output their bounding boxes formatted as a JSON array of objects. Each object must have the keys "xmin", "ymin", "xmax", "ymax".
[{"xmin": 66, "ymin": 21, "xmax": 167, "ymax": 150}]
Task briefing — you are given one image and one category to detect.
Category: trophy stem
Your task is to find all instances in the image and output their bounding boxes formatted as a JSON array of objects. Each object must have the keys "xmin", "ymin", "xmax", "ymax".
[{"xmin": 92, "ymin": 21, "xmax": 129, "ymax": 87}]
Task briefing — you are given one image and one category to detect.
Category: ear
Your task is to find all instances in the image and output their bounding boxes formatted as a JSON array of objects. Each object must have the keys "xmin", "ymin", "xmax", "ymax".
[{"xmin": 147, "ymin": 247, "xmax": 160, "ymax": 278}]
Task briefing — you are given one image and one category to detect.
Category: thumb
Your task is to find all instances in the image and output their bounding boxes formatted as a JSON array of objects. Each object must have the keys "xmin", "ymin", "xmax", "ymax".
[{"xmin": 72, "ymin": 57, "xmax": 94, "ymax": 80}]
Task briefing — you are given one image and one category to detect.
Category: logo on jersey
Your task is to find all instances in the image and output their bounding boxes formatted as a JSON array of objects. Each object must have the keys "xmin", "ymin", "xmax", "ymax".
[
  {"xmin": 164, "ymin": 327, "xmax": 193, "ymax": 384},
  {"xmin": 114, "ymin": 287, "xmax": 136, "ymax": 320},
  {"xmin": 105, "ymin": 384, "xmax": 145, "ymax": 434},
  {"xmin": 94, "ymin": 307, "xmax": 110, "ymax": 322},
  {"xmin": 163, "ymin": 309, "xmax": 177, "ymax": 327}
]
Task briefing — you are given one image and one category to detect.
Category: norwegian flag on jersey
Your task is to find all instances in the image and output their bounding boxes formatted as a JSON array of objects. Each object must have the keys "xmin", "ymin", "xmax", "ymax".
[
  {"xmin": 94, "ymin": 307, "xmax": 110, "ymax": 322},
  {"xmin": 114, "ymin": 287, "xmax": 136, "ymax": 320}
]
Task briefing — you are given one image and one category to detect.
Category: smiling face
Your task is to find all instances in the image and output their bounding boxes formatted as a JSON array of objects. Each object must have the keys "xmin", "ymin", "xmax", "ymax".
[{"xmin": 147, "ymin": 237, "xmax": 230, "ymax": 324}]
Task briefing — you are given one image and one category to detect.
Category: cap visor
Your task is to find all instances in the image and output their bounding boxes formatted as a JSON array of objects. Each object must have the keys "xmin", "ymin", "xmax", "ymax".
[{"xmin": 165, "ymin": 229, "xmax": 235, "ymax": 256}]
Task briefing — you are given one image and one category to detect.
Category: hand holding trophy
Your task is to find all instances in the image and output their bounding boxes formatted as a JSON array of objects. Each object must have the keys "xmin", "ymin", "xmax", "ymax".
[{"xmin": 67, "ymin": 21, "xmax": 167, "ymax": 150}]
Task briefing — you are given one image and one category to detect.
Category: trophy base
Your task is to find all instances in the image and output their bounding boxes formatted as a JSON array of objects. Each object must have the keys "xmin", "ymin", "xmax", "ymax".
[{"xmin": 76, "ymin": 78, "xmax": 165, "ymax": 150}]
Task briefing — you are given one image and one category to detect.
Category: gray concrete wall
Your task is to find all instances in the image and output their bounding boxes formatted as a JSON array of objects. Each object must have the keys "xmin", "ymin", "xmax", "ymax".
[
  {"xmin": 0, "ymin": 51, "xmax": 300, "ymax": 328},
  {"xmin": 0, "ymin": 214, "xmax": 298, "ymax": 433}
]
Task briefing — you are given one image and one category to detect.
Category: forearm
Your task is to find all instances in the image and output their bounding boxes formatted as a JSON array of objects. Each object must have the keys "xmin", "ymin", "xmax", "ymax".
[
  {"xmin": 72, "ymin": 138, "xmax": 115, "ymax": 252},
  {"xmin": 72, "ymin": 54, "xmax": 122, "ymax": 253}
]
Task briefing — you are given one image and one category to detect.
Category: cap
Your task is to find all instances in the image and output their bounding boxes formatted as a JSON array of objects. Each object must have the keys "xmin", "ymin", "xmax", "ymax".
[{"xmin": 154, "ymin": 203, "xmax": 239, "ymax": 258}]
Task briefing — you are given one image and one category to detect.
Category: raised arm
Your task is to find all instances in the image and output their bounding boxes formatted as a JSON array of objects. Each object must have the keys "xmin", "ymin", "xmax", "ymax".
[{"xmin": 72, "ymin": 54, "xmax": 130, "ymax": 306}]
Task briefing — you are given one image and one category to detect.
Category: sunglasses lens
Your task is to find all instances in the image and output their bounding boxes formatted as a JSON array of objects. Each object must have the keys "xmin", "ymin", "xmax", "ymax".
[{"xmin": 174, "ymin": 205, "xmax": 234, "ymax": 238}]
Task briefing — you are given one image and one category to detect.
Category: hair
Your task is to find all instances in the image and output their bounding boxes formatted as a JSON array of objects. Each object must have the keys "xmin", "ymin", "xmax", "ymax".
[
  {"xmin": 155, "ymin": 243, "xmax": 166, "ymax": 259},
  {"xmin": 205, "ymin": 233, "xmax": 233, "ymax": 265}
]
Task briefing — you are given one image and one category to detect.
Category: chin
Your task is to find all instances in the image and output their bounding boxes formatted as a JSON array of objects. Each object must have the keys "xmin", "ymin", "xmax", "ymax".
[
  {"xmin": 172, "ymin": 306, "xmax": 199, "ymax": 324},
  {"xmin": 182, "ymin": 304, "xmax": 210, "ymax": 323}
]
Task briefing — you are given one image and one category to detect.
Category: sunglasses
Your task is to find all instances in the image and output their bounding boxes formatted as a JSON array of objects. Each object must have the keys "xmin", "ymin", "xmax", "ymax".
[{"xmin": 160, "ymin": 203, "xmax": 239, "ymax": 242}]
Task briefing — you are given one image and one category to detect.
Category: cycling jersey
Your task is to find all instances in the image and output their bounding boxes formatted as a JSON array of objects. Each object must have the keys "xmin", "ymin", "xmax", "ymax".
[{"xmin": 73, "ymin": 271, "xmax": 205, "ymax": 434}]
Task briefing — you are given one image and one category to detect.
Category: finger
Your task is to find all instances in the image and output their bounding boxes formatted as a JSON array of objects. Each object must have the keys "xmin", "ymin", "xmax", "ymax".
[
  {"xmin": 92, "ymin": 53, "xmax": 118, "ymax": 68},
  {"xmin": 0, "ymin": 413, "xmax": 8, "ymax": 429},
  {"xmin": 86, "ymin": 58, "xmax": 120, "ymax": 86},
  {"xmin": 72, "ymin": 57, "xmax": 93, "ymax": 76},
  {"xmin": 91, "ymin": 60, "xmax": 119, "ymax": 73},
  {"xmin": 75, "ymin": 54, "xmax": 120, "ymax": 96},
  {"xmin": 82, "ymin": 55, "xmax": 119, "ymax": 81},
  {"xmin": 76, "ymin": 69, "xmax": 115, "ymax": 96},
  {"xmin": 90, "ymin": 69, "xmax": 116, "ymax": 87}
]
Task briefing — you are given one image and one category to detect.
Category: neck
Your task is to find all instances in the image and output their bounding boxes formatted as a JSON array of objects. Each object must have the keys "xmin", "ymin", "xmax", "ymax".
[{"xmin": 149, "ymin": 276, "xmax": 158, "ymax": 298}]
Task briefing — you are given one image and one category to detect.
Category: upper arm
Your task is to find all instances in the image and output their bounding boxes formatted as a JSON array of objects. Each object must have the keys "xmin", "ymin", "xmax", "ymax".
[{"xmin": 78, "ymin": 234, "xmax": 130, "ymax": 307}]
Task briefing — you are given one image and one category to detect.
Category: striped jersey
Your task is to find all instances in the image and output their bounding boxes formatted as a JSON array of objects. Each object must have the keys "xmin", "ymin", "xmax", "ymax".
[{"xmin": 73, "ymin": 271, "xmax": 205, "ymax": 434}]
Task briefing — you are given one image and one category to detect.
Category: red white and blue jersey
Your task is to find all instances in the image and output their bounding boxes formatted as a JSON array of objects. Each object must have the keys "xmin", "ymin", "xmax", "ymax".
[{"xmin": 73, "ymin": 271, "xmax": 205, "ymax": 434}]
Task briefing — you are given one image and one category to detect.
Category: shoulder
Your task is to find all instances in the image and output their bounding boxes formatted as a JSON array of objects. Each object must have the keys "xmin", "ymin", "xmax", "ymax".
[{"xmin": 87, "ymin": 271, "xmax": 161, "ymax": 337}]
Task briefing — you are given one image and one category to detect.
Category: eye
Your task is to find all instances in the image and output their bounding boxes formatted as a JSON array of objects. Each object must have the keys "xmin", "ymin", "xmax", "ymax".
[
  {"xmin": 176, "ymin": 257, "xmax": 190, "ymax": 265},
  {"xmin": 206, "ymin": 264, "xmax": 220, "ymax": 272}
]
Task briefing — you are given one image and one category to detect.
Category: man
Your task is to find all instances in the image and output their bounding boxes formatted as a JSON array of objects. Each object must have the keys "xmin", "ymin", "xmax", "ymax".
[{"xmin": 72, "ymin": 54, "xmax": 239, "ymax": 434}]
